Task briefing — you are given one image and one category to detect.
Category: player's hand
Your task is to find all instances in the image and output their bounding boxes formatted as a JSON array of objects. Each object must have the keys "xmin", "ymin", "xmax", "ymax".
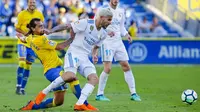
[
  {"xmin": 108, "ymin": 31, "xmax": 115, "ymax": 37},
  {"xmin": 125, "ymin": 34, "xmax": 132, "ymax": 44},
  {"xmin": 92, "ymin": 55, "xmax": 98, "ymax": 64},
  {"xmin": 43, "ymin": 29, "xmax": 51, "ymax": 35},
  {"xmin": 16, "ymin": 32, "xmax": 26, "ymax": 43}
]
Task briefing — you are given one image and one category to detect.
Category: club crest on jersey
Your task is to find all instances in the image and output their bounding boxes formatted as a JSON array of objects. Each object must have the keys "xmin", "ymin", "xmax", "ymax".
[
  {"xmin": 48, "ymin": 40, "xmax": 56, "ymax": 46},
  {"xmin": 90, "ymin": 25, "xmax": 94, "ymax": 31}
]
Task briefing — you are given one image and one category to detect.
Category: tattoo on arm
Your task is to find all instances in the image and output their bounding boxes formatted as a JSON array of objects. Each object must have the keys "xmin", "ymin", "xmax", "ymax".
[{"xmin": 50, "ymin": 24, "xmax": 72, "ymax": 34}]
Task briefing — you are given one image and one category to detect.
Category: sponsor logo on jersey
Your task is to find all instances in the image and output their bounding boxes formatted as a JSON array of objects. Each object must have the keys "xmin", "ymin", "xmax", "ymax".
[{"xmin": 48, "ymin": 40, "xmax": 56, "ymax": 46}]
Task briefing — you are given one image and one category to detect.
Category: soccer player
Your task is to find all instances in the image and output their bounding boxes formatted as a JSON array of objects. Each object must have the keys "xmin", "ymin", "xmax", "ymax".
[
  {"xmin": 95, "ymin": 0, "xmax": 141, "ymax": 101},
  {"xmin": 15, "ymin": 0, "xmax": 44, "ymax": 95},
  {"xmin": 23, "ymin": 8, "xmax": 113, "ymax": 111},
  {"xmin": 18, "ymin": 18, "xmax": 94, "ymax": 110}
]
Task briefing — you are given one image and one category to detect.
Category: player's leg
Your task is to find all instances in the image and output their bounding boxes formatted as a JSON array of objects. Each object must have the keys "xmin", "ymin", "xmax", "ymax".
[
  {"xmin": 34, "ymin": 66, "xmax": 76, "ymax": 105},
  {"xmin": 21, "ymin": 88, "xmax": 66, "ymax": 110},
  {"xmin": 74, "ymin": 61, "xmax": 98, "ymax": 111},
  {"xmin": 69, "ymin": 79, "xmax": 89, "ymax": 106},
  {"xmin": 116, "ymin": 43, "xmax": 141, "ymax": 101},
  {"xmin": 96, "ymin": 43, "xmax": 113, "ymax": 101},
  {"xmin": 16, "ymin": 44, "xmax": 26, "ymax": 95},
  {"xmin": 20, "ymin": 67, "xmax": 67, "ymax": 110},
  {"xmin": 21, "ymin": 47, "xmax": 35, "ymax": 95},
  {"xmin": 96, "ymin": 61, "xmax": 112, "ymax": 101}
]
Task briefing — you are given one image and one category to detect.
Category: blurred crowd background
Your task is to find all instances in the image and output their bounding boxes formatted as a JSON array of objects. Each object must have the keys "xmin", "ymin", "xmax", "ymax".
[{"xmin": 0, "ymin": 0, "xmax": 199, "ymax": 38}]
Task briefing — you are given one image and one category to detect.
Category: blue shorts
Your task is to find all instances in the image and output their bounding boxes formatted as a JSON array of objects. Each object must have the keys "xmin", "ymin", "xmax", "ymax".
[
  {"xmin": 17, "ymin": 44, "xmax": 36, "ymax": 63},
  {"xmin": 45, "ymin": 66, "xmax": 67, "ymax": 92}
]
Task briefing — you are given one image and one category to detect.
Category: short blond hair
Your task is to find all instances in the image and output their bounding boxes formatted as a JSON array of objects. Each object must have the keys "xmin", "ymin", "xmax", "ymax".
[{"xmin": 96, "ymin": 8, "xmax": 113, "ymax": 19}]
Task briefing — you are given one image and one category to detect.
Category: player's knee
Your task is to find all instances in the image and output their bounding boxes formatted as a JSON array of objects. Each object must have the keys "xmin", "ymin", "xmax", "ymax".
[
  {"xmin": 24, "ymin": 63, "xmax": 32, "ymax": 70},
  {"xmin": 104, "ymin": 62, "xmax": 112, "ymax": 73},
  {"xmin": 55, "ymin": 100, "xmax": 64, "ymax": 106},
  {"xmin": 19, "ymin": 61, "xmax": 25, "ymax": 68},
  {"xmin": 62, "ymin": 72, "xmax": 77, "ymax": 82},
  {"xmin": 120, "ymin": 62, "xmax": 130, "ymax": 72},
  {"xmin": 88, "ymin": 74, "xmax": 99, "ymax": 86},
  {"xmin": 54, "ymin": 92, "xmax": 65, "ymax": 106},
  {"xmin": 19, "ymin": 57, "xmax": 25, "ymax": 61},
  {"xmin": 104, "ymin": 67, "xmax": 111, "ymax": 73}
]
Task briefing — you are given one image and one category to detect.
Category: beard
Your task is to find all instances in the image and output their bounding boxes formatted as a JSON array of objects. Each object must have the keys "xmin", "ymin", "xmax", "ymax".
[
  {"xmin": 40, "ymin": 31, "xmax": 44, "ymax": 35},
  {"xmin": 29, "ymin": 5, "xmax": 36, "ymax": 11}
]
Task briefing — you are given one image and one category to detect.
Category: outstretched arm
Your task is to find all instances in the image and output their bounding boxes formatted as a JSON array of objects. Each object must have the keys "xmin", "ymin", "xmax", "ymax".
[{"xmin": 45, "ymin": 24, "xmax": 72, "ymax": 35}]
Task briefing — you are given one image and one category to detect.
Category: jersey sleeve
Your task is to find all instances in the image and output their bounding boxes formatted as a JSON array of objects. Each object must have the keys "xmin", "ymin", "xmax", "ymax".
[
  {"xmin": 70, "ymin": 19, "xmax": 87, "ymax": 33},
  {"xmin": 15, "ymin": 12, "xmax": 23, "ymax": 29},
  {"xmin": 120, "ymin": 9, "xmax": 128, "ymax": 37},
  {"xmin": 42, "ymin": 36, "xmax": 58, "ymax": 50}
]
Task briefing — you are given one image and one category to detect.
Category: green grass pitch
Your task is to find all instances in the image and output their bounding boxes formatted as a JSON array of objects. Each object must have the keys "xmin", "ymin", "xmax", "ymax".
[{"xmin": 0, "ymin": 64, "xmax": 199, "ymax": 112}]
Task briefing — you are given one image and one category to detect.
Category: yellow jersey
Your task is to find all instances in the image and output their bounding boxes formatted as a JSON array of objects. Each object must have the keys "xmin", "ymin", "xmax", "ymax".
[
  {"xmin": 27, "ymin": 35, "xmax": 63, "ymax": 74},
  {"xmin": 15, "ymin": 9, "xmax": 44, "ymax": 47},
  {"xmin": 128, "ymin": 26, "xmax": 138, "ymax": 39}
]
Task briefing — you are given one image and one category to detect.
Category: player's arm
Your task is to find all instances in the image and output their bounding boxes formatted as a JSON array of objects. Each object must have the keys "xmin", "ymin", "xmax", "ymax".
[
  {"xmin": 15, "ymin": 12, "xmax": 28, "ymax": 36},
  {"xmin": 16, "ymin": 28, "xmax": 27, "ymax": 36},
  {"xmin": 42, "ymin": 35, "xmax": 74, "ymax": 50},
  {"xmin": 16, "ymin": 32, "xmax": 27, "ymax": 43},
  {"xmin": 47, "ymin": 24, "xmax": 72, "ymax": 34},
  {"xmin": 120, "ymin": 10, "xmax": 132, "ymax": 43},
  {"xmin": 55, "ymin": 37, "xmax": 74, "ymax": 50},
  {"xmin": 92, "ymin": 45, "xmax": 99, "ymax": 64}
]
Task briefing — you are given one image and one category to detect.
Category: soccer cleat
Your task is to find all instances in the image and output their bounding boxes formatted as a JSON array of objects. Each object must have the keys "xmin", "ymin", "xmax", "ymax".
[
  {"xmin": 16, "ymin": 86, "xmax": 22, "ymax": 95},
  {"xmin": 35, "ymin": 91, "xmax": 46, "ymax": 105},
  {"xmin": 86, "ymin": 104, "xmax": 99, "ymax": 111},
  {"xmin": 21, "ymin": 89, "xmax": 26, "ymax": 95},
  {"xmin": 95, "ymin": 94, "xmax": 110, "ymax": 101},
  {"xmin": 130, "ymin": 93, "xmax": 141, "ymax": 101},
  {"xmin": 20, "ymin": 101, "xmax": 35, "ymax": 110},
  {"xmin": 74, "ymin": 104, "xmax": 91, "ymax": 111}
]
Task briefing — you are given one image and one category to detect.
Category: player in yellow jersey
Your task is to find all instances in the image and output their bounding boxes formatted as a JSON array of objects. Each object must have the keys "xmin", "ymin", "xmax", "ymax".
[
  {"xmin": 18, "ymin": 18, "xmax": 96, "ymax": 110},
  {"xmin": 15, "ymin": 0, "xmax": 44, "ymax": 95}
]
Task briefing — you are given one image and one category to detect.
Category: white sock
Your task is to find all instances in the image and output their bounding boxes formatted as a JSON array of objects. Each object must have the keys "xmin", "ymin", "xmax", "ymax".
[
  {"xmin": 97, "ymin": 71, "xmax": 109, "ymax": 96},
  {"xmin": 16, "ymin": 84, "xmax": 21, "ymax": 87},
  {"xmin": 124, "ymin": 70, "xmax": 136, "ymax": 95},
  {"xmin": 42, "ymin": 76, "xmax": 65, "ymax": 94},
  {"xmin": 76, "ymin": 83, "xmax": 94, "ymax": 105}
]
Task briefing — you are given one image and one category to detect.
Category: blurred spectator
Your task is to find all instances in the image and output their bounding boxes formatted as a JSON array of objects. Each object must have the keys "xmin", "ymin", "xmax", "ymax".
[
  {"xmin": 65, "ymin": 8, "xmax": 78, "ymax": 23},
  {"xmin": 7, "ymin": 9, "xmax": 18, "ymax": 37},
  {"xmin": 128, "ymin": 21, "xmax": 138, "ymax": 39},
  {"xmin": 70, "ymin": 0, "xmax": 83, "ymax": 16},
  {"xmin": 0, "ymin": 0, "xmax": 13, "ymax": 36},
  {"xmin": 150, "ymin": 17, "xmax": 167, "ymax": 36},
  {"xmin": 138, "ymin": 16, "xmax": 151, "ymax": 33},
  {"xmin": 0, "ymin": 0, "xmax": 178, "ymax": 38},
  {"xmin": 78, "ymin": 8, "xmax": 88, "ymax": 19}
]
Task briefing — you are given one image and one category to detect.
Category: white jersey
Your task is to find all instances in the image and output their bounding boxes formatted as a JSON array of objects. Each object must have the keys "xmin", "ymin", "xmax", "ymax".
[
  {"xmin": 100, "ymin": 5, "xmax": 128, "ymax": 42},
  {"xmin": 69, "ymin": 19, "xmax": 107, "ymax": 55}
]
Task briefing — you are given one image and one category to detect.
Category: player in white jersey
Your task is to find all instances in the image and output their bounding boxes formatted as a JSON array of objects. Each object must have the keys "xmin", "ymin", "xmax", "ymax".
[
  {"xmin": 95, "ymin": 0, "xmax": 141, "ymax": 101},
  {"xmin": 28, "ymin": 8, "xmax": 113, "ymax": 111}
]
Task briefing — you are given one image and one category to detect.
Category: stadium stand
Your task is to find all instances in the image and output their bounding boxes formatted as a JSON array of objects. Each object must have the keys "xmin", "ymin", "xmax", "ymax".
[{"xmin": 0, "ymin": 0, "xmax": 199, "ymax": 38}]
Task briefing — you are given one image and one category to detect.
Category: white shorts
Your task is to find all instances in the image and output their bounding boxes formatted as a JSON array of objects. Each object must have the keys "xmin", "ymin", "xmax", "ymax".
[
  {"xmin": 64, "ymin": 51, "xmax": 96, "ymax": 78},
  {"xmin": 101, "ymin": 40, "xmax": 129, "ymax": 62}
]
